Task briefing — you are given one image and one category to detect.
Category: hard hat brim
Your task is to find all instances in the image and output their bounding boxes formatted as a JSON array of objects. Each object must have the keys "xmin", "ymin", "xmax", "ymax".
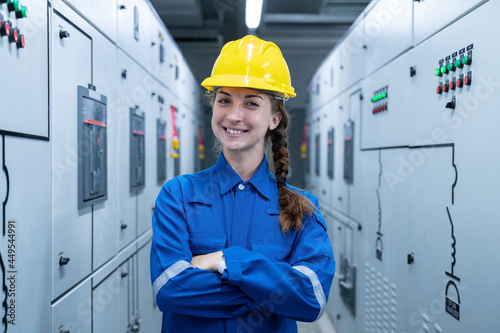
[{"xmin": 201, "ymin": 74, "xmax": 296, "ymax": 98}]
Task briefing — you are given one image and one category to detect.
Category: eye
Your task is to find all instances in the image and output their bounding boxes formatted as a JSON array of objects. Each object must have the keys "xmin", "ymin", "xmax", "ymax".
[
  {"xmin": 217, "ymin": 98, "xmax": 230, "ymax": 105},
  {"xmin": 246, "ymin": 101, "xmax": 260, "ymax": 108}
]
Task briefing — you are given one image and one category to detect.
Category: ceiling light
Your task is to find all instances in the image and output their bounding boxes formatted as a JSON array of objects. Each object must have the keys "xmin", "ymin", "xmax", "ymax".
[{"xmin": 245, "ymin": 0, "xmax": 263, "ymax": 29}]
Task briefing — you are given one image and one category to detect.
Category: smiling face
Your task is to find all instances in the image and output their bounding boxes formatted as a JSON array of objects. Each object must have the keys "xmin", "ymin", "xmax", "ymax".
[{"xmin": 211, "ymin": 87, "xmax": 282, "ymax": 160}]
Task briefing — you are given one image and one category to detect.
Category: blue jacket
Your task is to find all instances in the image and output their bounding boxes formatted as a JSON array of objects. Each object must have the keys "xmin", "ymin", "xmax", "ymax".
[{"xmin": 150, "ymin": 154, "xmax": 335, "ymax": 332}]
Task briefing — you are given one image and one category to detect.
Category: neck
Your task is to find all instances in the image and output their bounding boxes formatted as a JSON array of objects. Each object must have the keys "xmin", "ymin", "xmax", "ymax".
[{"xmin": 223, "ymin": 148, "xmax": 264, "ymax": 182}]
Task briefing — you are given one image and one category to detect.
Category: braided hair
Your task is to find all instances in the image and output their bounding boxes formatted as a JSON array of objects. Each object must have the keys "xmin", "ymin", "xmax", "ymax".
[{"xmin": 267, "ymin": 97, "xmax": 314, "ymax": 233}]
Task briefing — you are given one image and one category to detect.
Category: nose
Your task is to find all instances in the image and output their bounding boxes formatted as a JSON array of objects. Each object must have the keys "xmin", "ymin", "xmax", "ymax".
[{"xmin": 227, "ymin": 103, "xmax": 244, "ymax": 121}]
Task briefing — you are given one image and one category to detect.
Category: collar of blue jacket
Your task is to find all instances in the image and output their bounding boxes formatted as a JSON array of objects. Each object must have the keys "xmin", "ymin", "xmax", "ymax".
[{"xmin": 215, "ymin": 152, "xmax": 276, "ymax": 201}]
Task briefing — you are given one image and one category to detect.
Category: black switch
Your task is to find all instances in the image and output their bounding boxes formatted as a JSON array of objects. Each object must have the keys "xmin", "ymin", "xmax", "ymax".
[
  {"xmin": 445, "ymin": 96, "xmax": 456, "ymax": 110},
  {"xmin": 59, "ymin": 30, "xmax": 70, "ymax": 39},
  {"xmin": 59, "ymin": 257, "xmax": 70, "ymax": 266},
  {"xmin": 410, "ymin": 66, "xmax": 417, "ymax": 77}
]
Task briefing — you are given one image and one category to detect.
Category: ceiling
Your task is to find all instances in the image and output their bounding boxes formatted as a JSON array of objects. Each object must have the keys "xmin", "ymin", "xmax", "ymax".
[{"xmin": 150, "ymin": 0, "xmax": 371, "ymax": 57}]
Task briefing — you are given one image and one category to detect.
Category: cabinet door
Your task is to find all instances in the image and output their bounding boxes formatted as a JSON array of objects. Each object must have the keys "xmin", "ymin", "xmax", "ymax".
[{"xmin": 51, "ymin": 8, "xmax": 92, "ymax": 300}]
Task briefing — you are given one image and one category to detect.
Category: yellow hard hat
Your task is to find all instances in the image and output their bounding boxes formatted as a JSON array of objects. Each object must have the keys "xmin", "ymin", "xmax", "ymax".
[{"xmin": 201, "ymin": 35, "xmax": 296, "ymax": 98}]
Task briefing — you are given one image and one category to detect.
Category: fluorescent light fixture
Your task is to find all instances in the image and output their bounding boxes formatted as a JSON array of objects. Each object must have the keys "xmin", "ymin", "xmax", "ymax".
[{"xmin": 245, "ymin": 0, "xmax": 263, "ymax": 29}]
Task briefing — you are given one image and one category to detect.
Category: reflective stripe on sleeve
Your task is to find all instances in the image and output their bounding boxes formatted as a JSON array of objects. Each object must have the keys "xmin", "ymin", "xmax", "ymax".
[
  {"xmin": 293, "ymin": 265, "xmax": 326, "ymax": 321},
  {"xmin": 153, "ymin": 260, "xmax": 192, "ymax": 300}
]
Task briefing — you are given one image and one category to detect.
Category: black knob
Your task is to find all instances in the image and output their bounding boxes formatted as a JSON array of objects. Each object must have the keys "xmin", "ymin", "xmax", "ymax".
[
  {"xmin": 121, "ymin": 223, "xmax": 128, "ymax": 230},
  {"xmin": 445, "ymin": 96, "xmax": 456, "ymax": 110},
  {"xmin": 119, "ymin": 4, "xmax": 126, "ymax": 9},
  {"xmin": 121, "ymin": 272, "xmax": 128, "ymax": 278},
  {"xmin": 410, "ymin": 66, "xmax": 417, "ymax": 77},
  {"xmin": 59, "ymin": 30, "xmax": 70, "ymax": 39},
  {"xmin": 59, "ymin": 257, "xmax": 70, "ymax": 266},
  {"xmin": 121, "ymin": 69, "xmax": 127, "ymax": 79},
  {"xmin": 407, "ymin": 253, "xmax": 414, "ymax": 265}
]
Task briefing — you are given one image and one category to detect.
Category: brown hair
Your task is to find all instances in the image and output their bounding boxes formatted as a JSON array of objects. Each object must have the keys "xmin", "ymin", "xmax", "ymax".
[
  {"xmin": 209, "ymin": 89, "xmax": 314, "ymax": 232},
  {"xmin": 267, "ymin": 97, "xmax": 314, "ymax": 232}
]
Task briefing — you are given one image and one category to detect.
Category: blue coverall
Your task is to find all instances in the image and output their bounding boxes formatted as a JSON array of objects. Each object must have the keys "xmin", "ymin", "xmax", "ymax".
[{"xmin": 150, "ymin": 153, "xmax": 335, "ymax": 332}]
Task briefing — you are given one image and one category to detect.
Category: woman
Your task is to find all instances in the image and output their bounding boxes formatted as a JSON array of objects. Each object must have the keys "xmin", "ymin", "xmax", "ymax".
[{"xmin": 151, "ymin": 35, "xmax": 335, "ymax": 332}]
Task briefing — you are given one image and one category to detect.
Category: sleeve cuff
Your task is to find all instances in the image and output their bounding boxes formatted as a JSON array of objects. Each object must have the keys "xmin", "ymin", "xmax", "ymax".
[{"xmin": 221, "ymin": 247, "xmax": 244, "ymax": 286}]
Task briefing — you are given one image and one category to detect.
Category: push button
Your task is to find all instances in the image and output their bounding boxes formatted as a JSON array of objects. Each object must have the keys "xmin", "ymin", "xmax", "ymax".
[
  {"xmin": 464, "ymin": 72, "xmax": 472, "ymax": 86},
  {"xmin": 0, "ymin": 19, "xmax": 10, "ymax": 37},
  {"xmin": 7, "ymin": 0, "xmax": 20, "ymax": 12},
  {"xmin": 8, "ymin": 27, "xmax": 18, "ymax": 43},
  {"xmin": 15, "ymin": 5, "xmax": 27, "ymax": 19}
]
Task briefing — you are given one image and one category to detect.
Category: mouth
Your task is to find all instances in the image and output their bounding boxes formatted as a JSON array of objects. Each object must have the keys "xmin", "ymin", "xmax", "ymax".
[{"xmin": 223, "ymin": 127, "xmax": 248, "ymax": 135}]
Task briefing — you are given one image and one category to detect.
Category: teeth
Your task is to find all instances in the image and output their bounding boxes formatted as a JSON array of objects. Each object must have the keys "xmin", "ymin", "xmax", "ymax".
[{"xmin": 226, "ymin": 128, "xmax": 244, "ymax": 134}]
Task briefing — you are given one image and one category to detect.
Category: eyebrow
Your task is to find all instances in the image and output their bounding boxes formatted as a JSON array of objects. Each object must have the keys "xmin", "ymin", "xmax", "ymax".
[{"xmin": 218, "ymin": 90, "xmax": 263, "ymax": 100}]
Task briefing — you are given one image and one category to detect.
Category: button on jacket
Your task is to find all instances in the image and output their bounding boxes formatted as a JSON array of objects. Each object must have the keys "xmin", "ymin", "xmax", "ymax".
[{"xmin": 151, "ymin": 153, "xmax": 335, "ymax": 332}]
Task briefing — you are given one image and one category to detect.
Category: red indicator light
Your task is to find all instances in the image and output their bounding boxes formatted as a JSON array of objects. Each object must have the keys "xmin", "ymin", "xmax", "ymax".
[
  {"xmin": 0, "ymin": 20, "xmax": 10, "ymax": 37},
  {"xmin": 436, "ymin": 86, "xmax": 442, "ymax": 94},
  {"xmin": 9, "ymin": 27, "xmax": 18, "ymax": 43},
  {"xmin": 449, "ymin": 81, "xmax": 455, "ymax": 91},
  {"xmin": 464, "ymin": 75, "xmax": 471, "ymax": 86},
  {"xmin": 16, "ymin": 34, "xmax": 24, "ymax": 49},
  {"xmin": 456, "ymin": 78, "xmax": 462, "ymax": 88},
  {"xmin": 442, "ymin": 83, "xmax": 448, "ymax": 93}
]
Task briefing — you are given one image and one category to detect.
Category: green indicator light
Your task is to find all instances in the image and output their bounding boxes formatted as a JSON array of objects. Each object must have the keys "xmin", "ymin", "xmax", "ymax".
[
  {"xmin": 13, "ymin": 0, "xmax": 20, "ymax": 11},
  {"xmin": 435, "ymin": 69, "xmax": 441, "ymax": 76},
  {"xmin": 454, "ymin": 59, "xmax": 461, "ymax": 68},
  {"xmin": 462, "ymin": 56, "xmax": 469, "ymax": 65},
  {"xmin": 21, "ymin": 6, "xmax": 27, "ymax": 18},
  {"xmin": 447, "ymin": 63, "xmax": 454, "ymax": 71},
  {"xmin": 371, "ymin": 96, "xmax": 376, "ymax": 102},
  {"xmin": 381, "ymin": 92, "xmax": 387, "ymax": 99},
  {"xmin": 441, "ymin": 66, "xmax": 447, "ymax": 74}
]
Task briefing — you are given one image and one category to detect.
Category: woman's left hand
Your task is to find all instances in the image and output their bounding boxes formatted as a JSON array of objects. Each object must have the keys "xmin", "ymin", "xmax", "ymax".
[{"xmin": 191, "ymin": 250, "xmax": 223, "ymax": 272}]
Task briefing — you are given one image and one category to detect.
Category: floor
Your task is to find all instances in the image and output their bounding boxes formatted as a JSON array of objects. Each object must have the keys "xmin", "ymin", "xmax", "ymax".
[{"xmin": 297, "ymin": 313, "xmax": 338, "ymax": 333}]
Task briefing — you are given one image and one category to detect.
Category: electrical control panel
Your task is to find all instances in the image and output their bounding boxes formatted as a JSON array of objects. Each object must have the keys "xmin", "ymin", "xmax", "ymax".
[
  {"xmin": 130, "ymin": 108, "xmax": 145, "ymax": 192},
  {"xmin": 343, "ymin": 120, "xmax": 354, "ymax": 184},
  {"xmin": 327, "ymin": 127, "xmax": 334, "ymax": 180},
  {"xmin": 308, "ymin": 1, "xmax": 500, "ymax": 332},
  {"xmin": 157, "ymin": 119, "xmax": 167, "ymax": 183},
  {"xmin": 77, "ymin": 86, "xmax": 108, "ymax": 209},
  {"xmin": 315, "ymin": 133, "xmax": 320, "ymax": 177},
  {"xmin": 174, "ymin": 127, "xmax": 180, "ymax": 177}
]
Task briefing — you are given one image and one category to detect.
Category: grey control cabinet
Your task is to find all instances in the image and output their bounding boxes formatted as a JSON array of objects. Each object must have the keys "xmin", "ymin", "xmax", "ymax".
[
  {"xmin": 77, "ymin": 86, "xmax": 108, "ymax": 209},
  {"xmin": 157, "ymin": 119, "xmax": 167, "ymax": 183},
  {"xmin": 130, "ymin": 108, "xmax": 146, "ymax": 192}
]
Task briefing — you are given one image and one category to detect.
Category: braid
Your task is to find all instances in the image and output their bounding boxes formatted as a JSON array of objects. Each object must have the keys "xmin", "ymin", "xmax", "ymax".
[{"xmin": 269, "ymin": 99, "xmax": 314, "ymax": 233}]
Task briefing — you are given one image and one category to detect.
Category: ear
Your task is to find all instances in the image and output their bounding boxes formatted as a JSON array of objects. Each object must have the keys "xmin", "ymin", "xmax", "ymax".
[{"xmin": 269, "ymin": 112, "xmax": 282, "ymax": 130}]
